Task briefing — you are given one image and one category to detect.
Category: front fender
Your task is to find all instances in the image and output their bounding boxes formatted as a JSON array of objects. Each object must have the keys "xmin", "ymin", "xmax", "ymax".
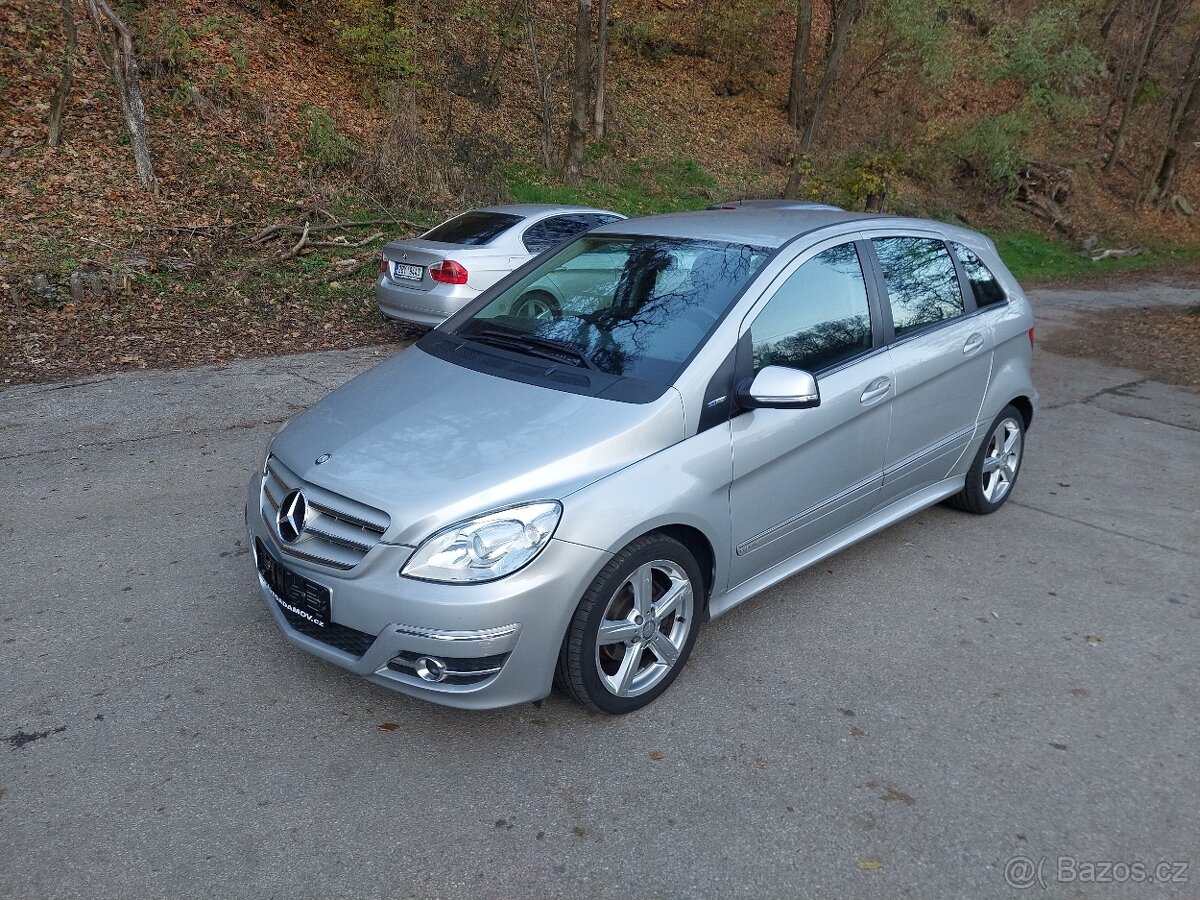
[{"xmin": 556, "ymin": 421, "xmax": 733, "ymax": 598}]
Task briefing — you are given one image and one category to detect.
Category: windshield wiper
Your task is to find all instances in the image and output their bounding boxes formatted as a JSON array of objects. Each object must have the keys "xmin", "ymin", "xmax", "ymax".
[{"xmin": 469, "ymin": 326, "xmax": 600, "ymax": 371}]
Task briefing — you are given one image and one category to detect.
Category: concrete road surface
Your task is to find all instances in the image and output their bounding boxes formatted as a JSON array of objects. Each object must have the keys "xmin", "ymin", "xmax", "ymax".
[{"xmin": 1, "ymin": 280, "xmax": 1197, "ymax": 899}]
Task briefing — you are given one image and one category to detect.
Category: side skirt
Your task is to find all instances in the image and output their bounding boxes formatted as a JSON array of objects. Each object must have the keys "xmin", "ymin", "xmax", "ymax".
[{"xmin": 709, "ymin": 475, "xmax": 965, "ymax": 619}]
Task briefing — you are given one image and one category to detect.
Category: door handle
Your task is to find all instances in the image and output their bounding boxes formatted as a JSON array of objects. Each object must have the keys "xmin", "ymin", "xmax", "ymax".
[
  {"xmin": 860, "ymin": 377, "xmax": 891, "ymax": 404},
  {"xmin": 963, "ymin": 333, "xmax": 985, "ymax": 354}
]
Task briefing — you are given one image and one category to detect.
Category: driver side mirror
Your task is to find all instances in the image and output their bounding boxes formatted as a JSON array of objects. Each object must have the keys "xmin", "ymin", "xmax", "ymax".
[{"xmin": 737, "ymin": 365, "xmax": 821, "ymax": 410}]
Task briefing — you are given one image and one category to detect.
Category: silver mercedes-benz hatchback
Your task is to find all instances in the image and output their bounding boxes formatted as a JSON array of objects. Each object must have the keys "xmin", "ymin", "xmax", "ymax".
[{"xmin": 247, "ymin": 209, "xmax": 1036, "ymax": 714}]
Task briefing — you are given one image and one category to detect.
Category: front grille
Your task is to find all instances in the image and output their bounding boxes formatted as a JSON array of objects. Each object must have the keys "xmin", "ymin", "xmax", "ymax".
[
  {"xmin": 279, "ymin": 607, "xmax": 378, "ymax": 658},
  {"xmin": 261, "ymin": 454, "xmax": 390, "ymax": 570}
]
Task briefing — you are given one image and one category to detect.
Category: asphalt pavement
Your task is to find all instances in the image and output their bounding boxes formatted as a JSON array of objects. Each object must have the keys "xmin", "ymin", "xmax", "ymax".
[{"xmin": 1, "ymin": 280, "xmax": 1197, "ymax": 899}]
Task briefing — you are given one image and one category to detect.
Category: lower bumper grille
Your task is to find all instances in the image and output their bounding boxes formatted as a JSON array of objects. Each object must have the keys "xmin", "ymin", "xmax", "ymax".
[{"xmin": 279, "ymin": 608, "xmax": 378, "ymax": 658}]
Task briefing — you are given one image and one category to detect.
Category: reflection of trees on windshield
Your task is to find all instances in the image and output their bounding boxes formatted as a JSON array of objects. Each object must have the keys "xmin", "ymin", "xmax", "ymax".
[
  {"xmin": 506, "ymin": 237, "xmax": 768, "ymax": 381},
  {"xmin": 872, "ymin": 238, "xmax": 964, "ymax": 335}
]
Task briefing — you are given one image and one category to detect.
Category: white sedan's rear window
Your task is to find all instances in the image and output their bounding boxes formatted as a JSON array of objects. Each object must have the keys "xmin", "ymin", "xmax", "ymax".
[{"xmin": 423, "ymin": 211, "xmax": 523, "ymax": 246}]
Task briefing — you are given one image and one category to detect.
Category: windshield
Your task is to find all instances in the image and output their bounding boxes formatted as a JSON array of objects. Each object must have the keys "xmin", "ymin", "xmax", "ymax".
[{"xmin": 453, "ymin": 235, "xmax": 772, "ymax": 384}]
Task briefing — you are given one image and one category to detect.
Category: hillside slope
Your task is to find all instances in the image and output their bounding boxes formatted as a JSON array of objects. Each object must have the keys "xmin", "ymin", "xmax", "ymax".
[{"xmin": 2, "ymin": 0, "xmax": 1197, "ymax": 385}]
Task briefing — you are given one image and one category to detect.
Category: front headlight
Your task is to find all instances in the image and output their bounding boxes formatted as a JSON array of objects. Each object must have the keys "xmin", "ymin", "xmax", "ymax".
[{"xmin": 400, "ymin": 501, "xmax": 562, "ymax": 584}]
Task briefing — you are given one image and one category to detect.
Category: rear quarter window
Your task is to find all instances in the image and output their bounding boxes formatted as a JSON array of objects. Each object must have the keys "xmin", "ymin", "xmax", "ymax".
[
  {"xmin": 952, "ymin": 243, "xmax": 1008, "ymax": 308},
  {"xmin": 423, "ymin": 211, "xmax": 524, "ymax": 246}
]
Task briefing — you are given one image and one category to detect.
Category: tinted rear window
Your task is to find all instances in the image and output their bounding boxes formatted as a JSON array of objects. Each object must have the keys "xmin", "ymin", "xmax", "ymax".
[{"xmin": 423, "ymin": 211, "xmax": 523, "ymax": 246}]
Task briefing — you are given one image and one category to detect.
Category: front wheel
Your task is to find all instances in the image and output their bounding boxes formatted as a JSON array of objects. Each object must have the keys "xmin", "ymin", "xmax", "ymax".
[
  {"xmin": 948, "ymin": 404, "xmax": 1026, "ymax": 514},
  {"xmin": 556, "ymin": 534, "xmax": 702, "ymax": 714}
]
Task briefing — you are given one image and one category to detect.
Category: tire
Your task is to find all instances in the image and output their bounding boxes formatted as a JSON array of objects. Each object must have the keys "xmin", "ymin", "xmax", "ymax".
[
  {"xmin": 511, "ymin": 290, "xmax": 561, "ymax": 322},
  {"xmin": 556, "ymin": 534, "xmax": 703, "ymax": 714},
  {"xmin": 947, "ymin": 404, "xmax": 1026, "ymax": 514}
]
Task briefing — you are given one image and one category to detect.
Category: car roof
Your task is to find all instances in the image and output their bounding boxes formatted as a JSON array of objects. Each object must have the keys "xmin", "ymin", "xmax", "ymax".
[
  {"xmin": 474, "ymin": 204, "xmax": 626, "ymax": 219},
  {"xmin": 589, "ymin": 209, "xmax": 875, "ymax": 248},
  {"xmin": 589, "ymin": 209, "xmax": 992, "ymax": 251},
  {"xmin": 708, "ymin": 199, "xmax": 844, "ymax": 211}
]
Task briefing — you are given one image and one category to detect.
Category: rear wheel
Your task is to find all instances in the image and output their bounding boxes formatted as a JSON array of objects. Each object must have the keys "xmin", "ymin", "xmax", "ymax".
[
  {"xmin": 948, "ymin": 404, "xmax": 1026, "ymax": 514},
  {"xmin": 511, "ymin": 290, "xmax": 560, "ymax": 322},
  {"xmin": 557, "ymin": 534, "xmax": 702, "ymax": 714}
]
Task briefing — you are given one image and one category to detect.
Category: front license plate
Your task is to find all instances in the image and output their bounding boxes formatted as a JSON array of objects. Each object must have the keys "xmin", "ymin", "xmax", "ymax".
[
  {"xmin": 256, "ymin": 539, "xmax": 331, "ymax": 627},
  {"xmin": 394, "ymin": 263, "xmax": 423, "ymax": 282}
]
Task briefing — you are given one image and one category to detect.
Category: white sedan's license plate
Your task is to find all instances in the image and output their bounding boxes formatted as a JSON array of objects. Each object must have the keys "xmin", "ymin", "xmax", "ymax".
[{"xmin": 394, "ymin": 263, "xmax": 423, "ymax": 282}]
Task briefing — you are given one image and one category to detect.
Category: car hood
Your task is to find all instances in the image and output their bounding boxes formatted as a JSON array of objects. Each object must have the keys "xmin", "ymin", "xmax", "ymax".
[{"xmin": 269, "ymin": 345, "xmax": 685, "ymax": 546}]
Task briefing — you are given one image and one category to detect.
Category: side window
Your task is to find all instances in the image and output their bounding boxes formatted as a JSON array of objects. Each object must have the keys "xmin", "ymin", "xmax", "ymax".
[
  {"xmin": 589, "ymin": 214, "xmax": 623, "ymax": 226},
  {"xmin": 952, "ymin": 243, "xmax": 1008, "ymax": 309},
  {"xmin": 873, "ymin": 237, "xmax": 965, "ymax": 337},
  {"xmin": 750, "ymin": 243, "xmax": 872, "ymax": 374},
  {"xmin": 523, "ymin": 215, "xmax": 591, "ymax": 254}
]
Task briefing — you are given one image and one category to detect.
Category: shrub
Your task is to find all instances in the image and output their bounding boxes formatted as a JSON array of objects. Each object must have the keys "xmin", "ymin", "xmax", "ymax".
[
  {"xmin": 953, "ymin": 114, "xmax": 1030, "ymax": 194},
  {"xmin": 302, "ymin": 106, "xmax": 355, "ymax": 171}
]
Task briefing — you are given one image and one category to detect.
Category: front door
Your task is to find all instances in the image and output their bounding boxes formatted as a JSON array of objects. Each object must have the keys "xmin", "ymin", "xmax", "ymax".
[{"xmin": 729, "ymin": 238, "xmax": 893, "ymax": 587}]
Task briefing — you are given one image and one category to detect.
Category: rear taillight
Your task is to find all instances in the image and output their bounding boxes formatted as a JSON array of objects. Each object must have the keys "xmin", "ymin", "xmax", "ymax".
[
  {"xmin": 429, "ymin": 259, "xmax": 468, "ymax": 285},
  {"xmin": 1028, "ymin": 327, "xmax": 1036, "ymax": 347},
  {"xmin": 379, "ymin": 257, "xmax": 389, "ymax": 275}
]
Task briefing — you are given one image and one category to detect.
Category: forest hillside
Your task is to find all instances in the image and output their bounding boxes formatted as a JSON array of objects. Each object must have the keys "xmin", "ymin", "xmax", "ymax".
[{"xmin": 2, "ymin": 0, "xmax": 1198, "ymax": 383}]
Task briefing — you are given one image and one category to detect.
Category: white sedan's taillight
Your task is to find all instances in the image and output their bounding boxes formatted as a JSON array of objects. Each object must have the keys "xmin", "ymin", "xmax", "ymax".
[{"xmin": 429, "ymin": 259, "xmax": 468, "ymax": 285}]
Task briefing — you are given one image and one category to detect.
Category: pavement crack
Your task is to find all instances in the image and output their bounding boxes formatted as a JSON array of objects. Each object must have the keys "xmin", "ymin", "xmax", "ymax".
[
  {"xmin": 0, "ymin": 416, "xmax": 287, "ymax": 461},
  {"xmin": 1041, "ymin": 379, "xmax": 1147, "ymax": 410},
  {"xmin": 1010, "ymin": 501, "xmax": 1191, "ymax": 555},
  {"xmin": 4, "ymin": 724, "xmax": 67, "ymax": 751}
]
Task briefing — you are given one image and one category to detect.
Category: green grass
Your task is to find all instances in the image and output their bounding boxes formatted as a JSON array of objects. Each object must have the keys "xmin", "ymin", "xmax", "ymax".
[
  {"xmin": 986, "ymin": 229, "xmax": 1200, "ymax": 283},
  {"xmin": 505, "ymin": 157, "xmax": 717, "ymax": 217}
]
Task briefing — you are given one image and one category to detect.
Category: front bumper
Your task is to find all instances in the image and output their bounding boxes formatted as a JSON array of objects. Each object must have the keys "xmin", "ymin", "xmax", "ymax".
[
  {"xmin": 245, "ymin": 475, "xmax": 610, "ymax": 709},
  {"xmin": 375, "ymin": 275, "xmax": 477, "ymax": 327}
]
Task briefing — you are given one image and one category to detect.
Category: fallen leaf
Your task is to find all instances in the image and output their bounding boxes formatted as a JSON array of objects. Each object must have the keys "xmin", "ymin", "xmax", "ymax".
[
  {"xmin": 858, "ymin": 860, "xmax": 882, "ymax": 871},
  {"xmin": 1086, "ymin": 634, "xmax": 1102, "ymax": 646},
  {"xmin": 378, "ymin": 722, "xmax": 399, "ymax": 732},
  {"xmin": 649, "ymin": 750, "xmax": 664, "ymax": 761}
]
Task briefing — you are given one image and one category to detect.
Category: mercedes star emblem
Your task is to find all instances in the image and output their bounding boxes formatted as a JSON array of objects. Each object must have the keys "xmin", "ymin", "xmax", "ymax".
[{"xmin": 277, "ymin": 489, "xmax": 309, "ymax": 543}]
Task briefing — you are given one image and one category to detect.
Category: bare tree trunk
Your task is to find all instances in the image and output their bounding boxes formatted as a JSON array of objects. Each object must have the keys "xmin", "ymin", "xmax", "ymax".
[
  {"xmin": 1104, "ymin": 0, "xmax": 1163, "ymax": 173},
  {"xmin": 1144, "ymin": 32, "xmax": 1200, "ymax": 205},
  {"xmin": 85, "ymin": 0, "xmax": 156, "ymax": 192},
  {"xmin": 799, "ymin": 0, "xmax": 862, "ymax": 154},
  {"xmin": 592, "ymin": 0, "xmax": 607, "ymax": 139},
  {"xmin": 786, "ymin": 0, "xmax": 812, "ymax": 130},
  {"xmin": 564, "ymin": 0, "xmax": 592, "ymax": 180},
  {"xmin": 48, "ymin": 0, "xmax": 78, "ymax": 148},
  {"xmin": 523, "ymin": 0, "xmax": 554, "ymax": 169},
  {"xmin": 1099, "ymin": 0, "xmax": 1122, "ymax": 41}
]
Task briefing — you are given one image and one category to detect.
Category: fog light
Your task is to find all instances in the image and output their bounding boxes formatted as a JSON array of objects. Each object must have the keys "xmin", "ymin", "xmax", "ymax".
[{"xmin": 414, "ymin": 656, "xmax": 448, "ymax": 683}]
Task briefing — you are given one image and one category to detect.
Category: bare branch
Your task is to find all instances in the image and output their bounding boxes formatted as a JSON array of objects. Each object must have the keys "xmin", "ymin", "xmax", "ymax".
[{"xmin": 277, "ymin": 221, "xmax": 311, "ymax": 260}]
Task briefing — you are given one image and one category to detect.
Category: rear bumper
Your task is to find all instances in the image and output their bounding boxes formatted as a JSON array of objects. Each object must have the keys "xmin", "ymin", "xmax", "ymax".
[
  {"xmin": 245, "ymin": 473, "xmax": 611, "ymax": 709},
  {"xmin": 375, "ymin": 275, "xmax": 477, "ymax": 327}
]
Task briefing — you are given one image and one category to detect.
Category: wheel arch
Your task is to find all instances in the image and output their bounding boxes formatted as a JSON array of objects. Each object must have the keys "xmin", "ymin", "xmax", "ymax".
[
  {"xmin": 650, "ymin": 524, "xmax": 716, "ymax": 611},
  {"xmin": 1008, "ymin": 394, "xmax": 1034, "ymax": 430}
]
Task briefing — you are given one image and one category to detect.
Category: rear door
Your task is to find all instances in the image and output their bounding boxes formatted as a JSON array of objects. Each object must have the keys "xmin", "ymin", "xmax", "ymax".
[
  {"xmin": 728, "ymin": 236, "xmax": 893, "ymax": 586},
  {"xmin": 865, "ymin": 233, "xmax": 994, "ymax": 504}
]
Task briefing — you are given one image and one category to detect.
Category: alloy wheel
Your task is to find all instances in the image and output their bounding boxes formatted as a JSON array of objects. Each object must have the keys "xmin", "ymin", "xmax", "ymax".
[
  {"xmin": 594, "ymin": 560, "xmax": 694, "ymax": 698},
  {"xmin": 981, "ymin": 416, "xmax": 1023, "ymax": 504}
]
